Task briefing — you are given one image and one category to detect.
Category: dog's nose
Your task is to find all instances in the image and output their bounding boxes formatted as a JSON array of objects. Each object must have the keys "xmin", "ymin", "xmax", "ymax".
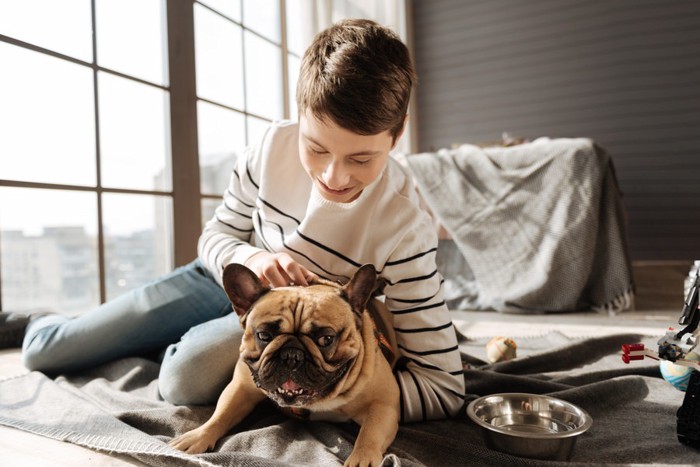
[{"xmin": 280, "ymin": 346, "xmax": 305, "ymax": 369}]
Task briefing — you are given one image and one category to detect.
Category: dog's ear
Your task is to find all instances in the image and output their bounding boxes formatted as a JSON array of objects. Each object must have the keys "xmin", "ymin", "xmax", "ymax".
[
  {"xmin": 341, "ymin": 264, "xmax": 377, "ymax": 315},
  {"xmin": 222, "ymin": 263, "xmax": 270, "ymax": 317}
]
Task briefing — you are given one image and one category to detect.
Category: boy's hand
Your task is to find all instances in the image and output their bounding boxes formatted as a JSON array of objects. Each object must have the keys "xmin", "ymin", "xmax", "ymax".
[{"xmin": 244, "ymin": 252, "xmax": 317, "ymax": 288}]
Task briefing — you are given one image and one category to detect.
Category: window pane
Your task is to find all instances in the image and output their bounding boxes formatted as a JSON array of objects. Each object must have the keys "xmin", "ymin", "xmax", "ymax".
[
  {"xmin": 96, "ymin": 0, "xmax": 168, "ymax": 85},
  {"xmin": 0, "ymin": 0, "xmax": 92, "ymax": 62},
  {"xmin": 0, "ymin": 187, "xmax": 99, "ymax": 316},
  {"xmin": 194, "ymin": 3, "xmax": 244, "ymax": 109},
  {"xmin": 243, "ymin": 0, "xmax": 280, "ymax": 42},
  {"xmin": 247, "ymin": 115, "xmax": 271, "ymax": 147},
  {"xmin": 102, "ymin": 193, "xmax": 172, "ymax": 301},
  {"xmin": 288, "ymin": 53, "xmax": 300, "ymax": 120},
  {"xmin": 198, "ymin": 101, "xmax": 245, "ymax": 196},
  {"xmin": 201, "ymin": 198, "xmax": 219, "ymax": 230},
  {"xmin": 198, "ymin": 0, "xmax": 241, "ymax": 22},
  {"xmin": 98, "ymin": 72, "xmax": 171, "ymax": 191},
  {"xmin": 0, "ymin": 43, "xmax": 96, "ymax": 186},
  {"xmin": 285, "ymin": 0, "xmax": 303, "ymax": 55},
  {"xmin": 244, "ymin": 32, "xmax": 283, "ymax": 120}
]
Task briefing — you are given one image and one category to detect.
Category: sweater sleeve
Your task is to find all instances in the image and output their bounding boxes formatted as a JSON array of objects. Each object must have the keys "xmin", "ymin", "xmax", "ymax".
[
  {"xmin": 197, "ymin": 132, "xmax": 267, "ymax": 284},
  {"xmin": 382, "ymin": 222, "xmax": 466, "ymax": 422}
]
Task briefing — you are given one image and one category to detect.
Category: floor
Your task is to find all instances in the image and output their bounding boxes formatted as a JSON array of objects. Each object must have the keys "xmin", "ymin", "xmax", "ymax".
[
  {"xmin": 0, "ymin": 348, "xmax": 147, "ymax": 466},
  {"xmin": 452, "ymin": 307, "xmax": 681, "ymax": 339},
  {"xmin": 0, "ymin": 261, "xmax": 693, "ymax": 466}
]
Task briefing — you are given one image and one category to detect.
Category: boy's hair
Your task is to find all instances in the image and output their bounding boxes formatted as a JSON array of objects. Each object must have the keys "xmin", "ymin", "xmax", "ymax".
[{"xmin": 297, "ymin": 19, "xmax": 416, "ymax": 142}]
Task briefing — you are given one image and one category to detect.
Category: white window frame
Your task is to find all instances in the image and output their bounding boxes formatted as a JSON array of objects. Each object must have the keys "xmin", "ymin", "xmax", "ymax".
[{"xmin": 0, "ymin": 0, "xmax": 296, "ymax": 309}]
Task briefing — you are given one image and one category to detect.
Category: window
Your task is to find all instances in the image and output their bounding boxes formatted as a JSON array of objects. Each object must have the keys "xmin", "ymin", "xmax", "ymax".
[
  {"xmin": 0, "ymin": 0, "xmax": 302, "ymax": 315},
  {"xmin": 195, "ymin": 0, "xmax": 301, "ymax": 215}
]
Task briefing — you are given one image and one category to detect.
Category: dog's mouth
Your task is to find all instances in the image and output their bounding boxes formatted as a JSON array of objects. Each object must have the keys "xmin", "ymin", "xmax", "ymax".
[
  {"xmin": 272, "ymin": 379, "xmax": 316, "ymax": 405},
  {"xmin": 254, "ymin": 358, "xmax": 355, "ymax": 407},
  {"xmin": 277, "ymin": 379, "xmax": 314, "ymax": 397}
]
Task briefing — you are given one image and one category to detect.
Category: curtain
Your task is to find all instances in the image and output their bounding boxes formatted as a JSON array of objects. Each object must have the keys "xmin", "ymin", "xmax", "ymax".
[{"xmin": 299, "ymin": 0, "xmax": 408, "ymax": 45}]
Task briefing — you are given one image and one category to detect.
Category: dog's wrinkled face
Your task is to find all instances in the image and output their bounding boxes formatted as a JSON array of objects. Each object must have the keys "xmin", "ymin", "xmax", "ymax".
[
  {"xmin": 242, "ymin": 285, "xmax": 361, "ymax": 406},
  {"xmin": 222, "ymin": 264, "xmax": 376, "ymax": 408}
]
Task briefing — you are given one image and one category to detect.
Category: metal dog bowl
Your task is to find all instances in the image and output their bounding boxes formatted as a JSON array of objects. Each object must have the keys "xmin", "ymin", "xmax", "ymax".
[{"xmin": 467, "ymin": 393, "xmax": 592, "ymax": 461}]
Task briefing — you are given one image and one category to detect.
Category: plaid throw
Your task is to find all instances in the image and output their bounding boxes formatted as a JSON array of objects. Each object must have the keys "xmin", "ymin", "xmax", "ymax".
[{"xmin": 404, "ymin": 138, "xmax": 634, "ymax": 313}]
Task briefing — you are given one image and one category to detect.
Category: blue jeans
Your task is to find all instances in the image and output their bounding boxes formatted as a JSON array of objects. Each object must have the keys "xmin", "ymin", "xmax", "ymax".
[{"xmin": 22, "ymin": 260, "xmax": 242, "ymax": 405}]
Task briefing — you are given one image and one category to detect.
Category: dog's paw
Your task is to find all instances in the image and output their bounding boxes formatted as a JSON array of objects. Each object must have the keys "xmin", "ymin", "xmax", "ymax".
[
  {"xmin": 169, "ymin": 427, "xmax": 219, "ymax": 454},
  {"xmin": 343, "ymin": 448, "xmax": 384, "ymax": 467}
]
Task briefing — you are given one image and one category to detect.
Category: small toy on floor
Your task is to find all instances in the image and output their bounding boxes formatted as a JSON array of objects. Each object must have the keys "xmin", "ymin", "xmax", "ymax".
[
  {"xmin": 486, "ymin": 336, "xmax": 517, "ymax": 363},
  {"xmin": 621, "ymin": 261, "xmax": 700, "ymax": 448},
  {"xmin": 660, "ymin": 352, "xmax": 700, "ymax": 391}
]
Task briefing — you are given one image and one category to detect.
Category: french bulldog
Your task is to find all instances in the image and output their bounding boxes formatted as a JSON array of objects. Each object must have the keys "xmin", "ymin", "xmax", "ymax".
[{"xmin": 170, "ymin": 263, "xmax": 400, "ymax": 467}]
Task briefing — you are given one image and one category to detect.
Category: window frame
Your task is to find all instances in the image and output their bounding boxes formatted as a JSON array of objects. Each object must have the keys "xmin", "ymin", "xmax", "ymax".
[{"xmin": 0, "ymin": 0, "xmax": 297, "ymax": 309}]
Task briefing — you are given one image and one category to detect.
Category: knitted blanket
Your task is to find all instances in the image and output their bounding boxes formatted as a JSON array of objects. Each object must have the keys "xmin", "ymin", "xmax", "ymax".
[
  {"xmin": 1, "ymin": 330, "xmax": 698, "ymax": 466},
  {"xmin": 404, "ymin": 138, "xmax": 635, "ymax": 313}
]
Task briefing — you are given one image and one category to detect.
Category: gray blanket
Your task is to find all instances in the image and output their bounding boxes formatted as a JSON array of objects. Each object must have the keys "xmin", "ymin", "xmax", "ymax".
[
  {"xmin": 1, "ymin": 330, "xmax": 698, "ymax": 466},
  {"xmin": 405, "ymin": 139, "xmax": 635, "ymax": 313}
]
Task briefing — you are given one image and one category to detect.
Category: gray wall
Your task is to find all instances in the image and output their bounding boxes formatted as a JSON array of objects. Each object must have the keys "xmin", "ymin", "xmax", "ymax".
[{"xmin": 412, "ymin": 0, "xmax": 700, "ymax": 261}]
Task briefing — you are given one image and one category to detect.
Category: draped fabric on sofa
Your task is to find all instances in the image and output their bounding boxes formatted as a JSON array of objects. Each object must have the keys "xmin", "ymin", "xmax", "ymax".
[{"xmin": 403, "ymin": 138, "xmax": 635, "ymax": 313}]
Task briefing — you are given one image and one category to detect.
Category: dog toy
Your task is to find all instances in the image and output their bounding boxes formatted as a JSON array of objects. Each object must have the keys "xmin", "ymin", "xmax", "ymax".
[{"xmin": 486, "ymin": 336, "xmax": 517, "ymax": 363}]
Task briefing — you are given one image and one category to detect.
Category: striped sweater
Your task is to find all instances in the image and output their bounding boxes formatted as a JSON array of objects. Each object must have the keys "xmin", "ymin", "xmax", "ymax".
[{"xmin": 198, "ymin": 120, "xmax": 466, "ymax": 422}]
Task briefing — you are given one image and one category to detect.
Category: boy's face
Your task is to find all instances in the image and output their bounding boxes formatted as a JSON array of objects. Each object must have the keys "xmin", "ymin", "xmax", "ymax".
[{"xmin": 298, "ymin": 112, "xmax": 397, "ymax": 203}]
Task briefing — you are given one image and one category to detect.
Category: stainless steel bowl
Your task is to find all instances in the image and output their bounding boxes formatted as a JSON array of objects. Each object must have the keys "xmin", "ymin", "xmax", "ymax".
[{"xmin": 467, "ymin": 393, "xmax": 592, "ymax": 461}]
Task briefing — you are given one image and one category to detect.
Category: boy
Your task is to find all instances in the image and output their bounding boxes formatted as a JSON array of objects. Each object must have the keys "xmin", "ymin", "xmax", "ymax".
[{"xmin": 1, "ymin": 19, "xmax": 465, "ymax": 422}]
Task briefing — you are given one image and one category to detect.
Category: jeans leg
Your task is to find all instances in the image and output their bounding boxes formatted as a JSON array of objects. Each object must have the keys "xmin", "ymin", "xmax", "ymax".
[
  {"xmin": 22, "ymin": 260, "xmax": 232, "ymax": 373},
  {"xmin": 159, "ymin": 314, "xmax": 242, "ymax": 405}
]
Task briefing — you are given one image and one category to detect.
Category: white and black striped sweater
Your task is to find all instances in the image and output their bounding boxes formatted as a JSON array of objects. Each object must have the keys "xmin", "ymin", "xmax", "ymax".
[{"xmin": 198, "ymin": 120, "xmax": 465, "ymax": 422}]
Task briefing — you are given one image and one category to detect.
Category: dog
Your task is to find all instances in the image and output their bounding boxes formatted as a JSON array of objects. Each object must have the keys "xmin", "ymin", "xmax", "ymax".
[{"xmin": 170, "ymin": 263, "xmax": 400, "ymax": 467}]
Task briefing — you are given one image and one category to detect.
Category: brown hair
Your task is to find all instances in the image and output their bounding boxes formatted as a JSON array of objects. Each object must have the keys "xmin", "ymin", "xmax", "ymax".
[{"xmin": 296, "ymin": 19, "xmax": 416, "ymax": 142}]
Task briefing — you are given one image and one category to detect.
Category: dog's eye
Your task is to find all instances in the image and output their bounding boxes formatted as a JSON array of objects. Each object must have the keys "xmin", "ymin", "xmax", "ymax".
[
  {"xmin": 257, "ymin": 331, "xmax": 273, "ymax": 342},
  {"xmin": 317, "ymin": 335, "xmax": 335, "ymax": 347}
]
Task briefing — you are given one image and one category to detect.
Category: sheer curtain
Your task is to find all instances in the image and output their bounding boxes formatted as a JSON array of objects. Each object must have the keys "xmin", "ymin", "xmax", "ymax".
[
  {"xmin": 299, "ymin": 0, "xmax": 408, "ymax": 45},
  {"xmin": 297, "ymin": 0, "xmax": 416, "ymax": 153}
]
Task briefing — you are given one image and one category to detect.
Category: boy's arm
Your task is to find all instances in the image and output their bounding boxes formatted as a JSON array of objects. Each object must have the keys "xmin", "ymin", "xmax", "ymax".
[{"xmin": 382, "ymin": 227, "xmax": 466, "ymax": 422}]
